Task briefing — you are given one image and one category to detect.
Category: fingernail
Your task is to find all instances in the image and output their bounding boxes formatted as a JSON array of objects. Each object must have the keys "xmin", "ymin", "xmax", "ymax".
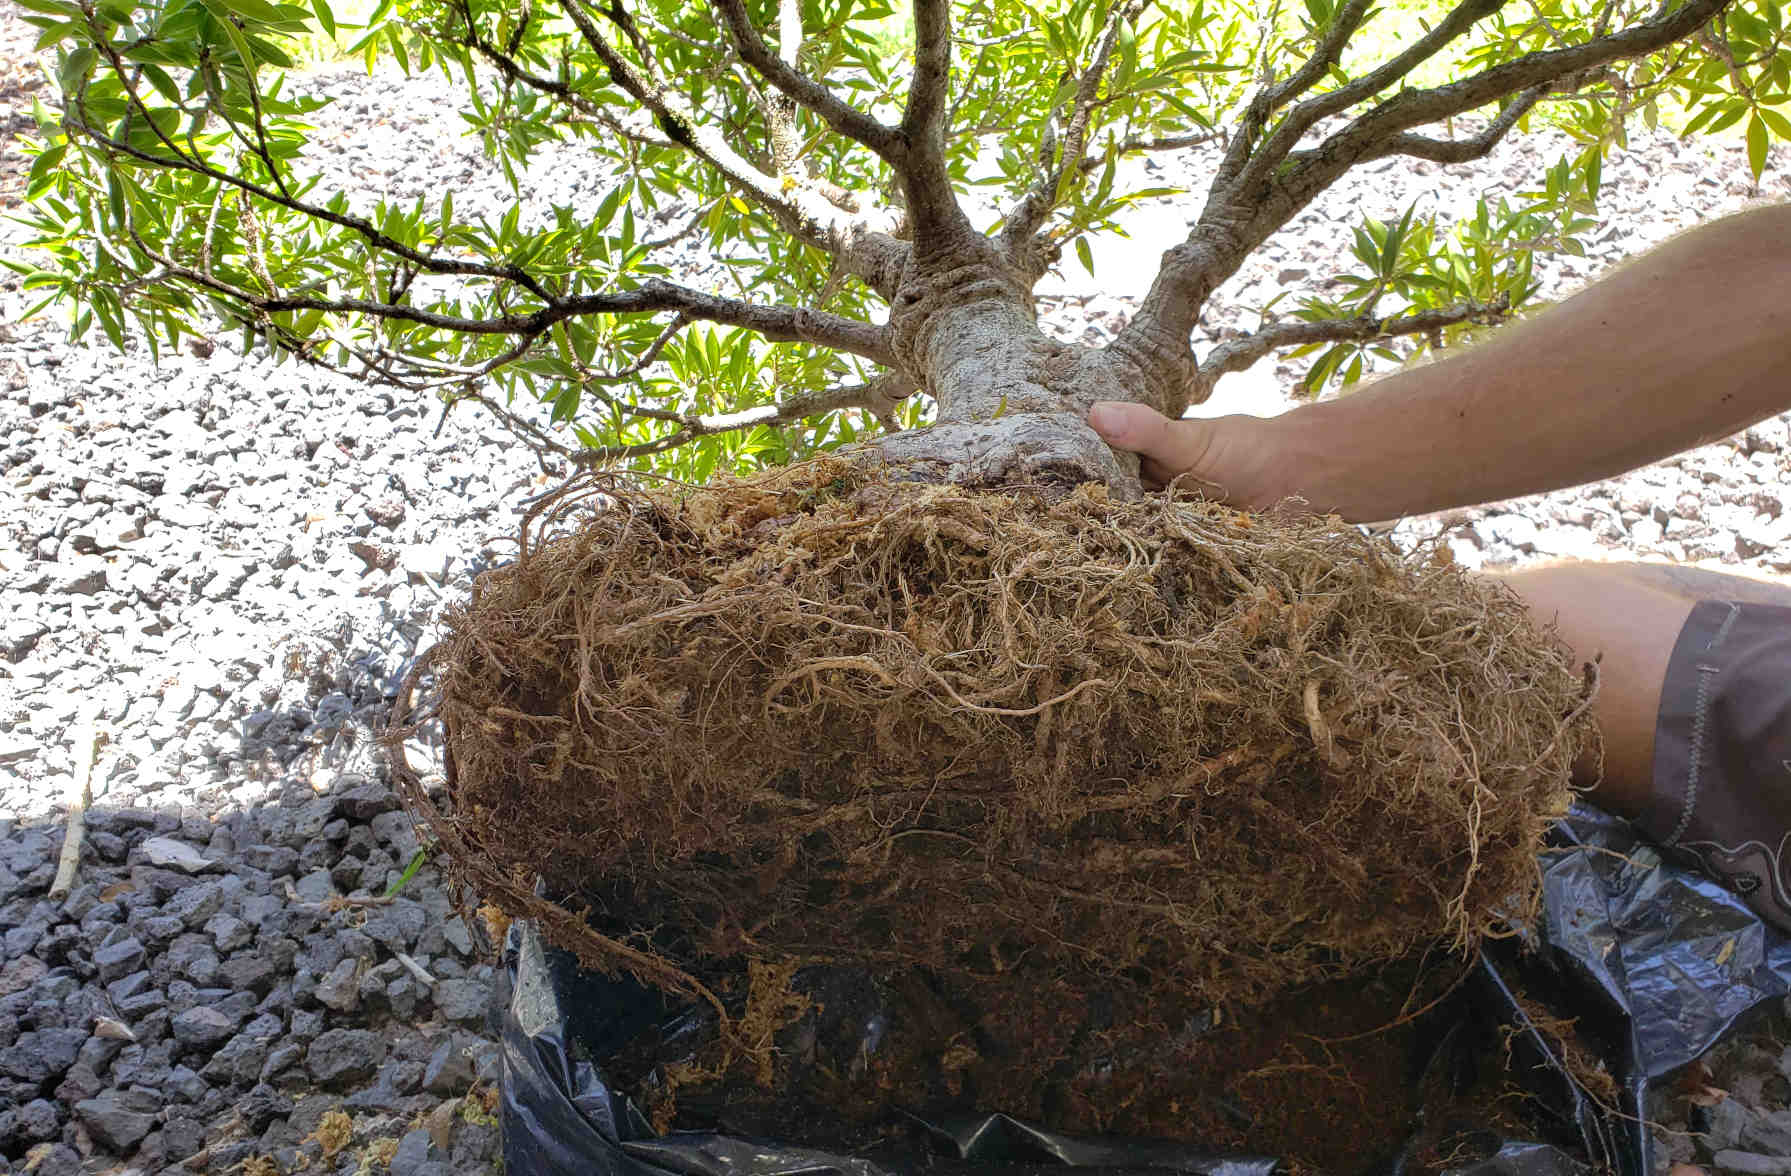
[{"xmin": 1087, "ymin": 401, "xmax": 1122, "ymax": 436}]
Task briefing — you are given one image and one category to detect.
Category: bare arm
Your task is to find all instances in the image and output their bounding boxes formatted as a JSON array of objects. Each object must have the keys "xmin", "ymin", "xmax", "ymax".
[
  {"xmin": 1498, "ymin": 561, "xmax": 1791, "ymax": 811},
  {"xmin": 1091, "ymin": 204, "xmax": 1791, "ymax": 521}
]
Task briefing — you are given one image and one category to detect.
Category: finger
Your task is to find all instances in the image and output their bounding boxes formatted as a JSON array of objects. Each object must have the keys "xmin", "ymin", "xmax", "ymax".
[
  {"xmin": 1087, "ymin": 401, "xmax": 1206, "ymax": 473},
  {"xmin": 1139, "ymin": 455, "xmax": 1178, "ymax": 488}
]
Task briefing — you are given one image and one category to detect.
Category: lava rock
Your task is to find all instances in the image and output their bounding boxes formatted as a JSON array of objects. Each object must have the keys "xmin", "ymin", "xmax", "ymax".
[
  {"xmin": 422, "ymin": 1035, "xmax": 475, "ymax": 1095},
  {"xmin": 432, "ymin": 977, "xmax": 488, "ymax": 1025},
  {"xmin": 171, "ymin": 1004, "xmax": 239, "ymax": 1050},
  {"xmin": 74, "ymin": 1090, "xmax": 157, "ymax": 1152},
  {"xmin": 93, "ymin": 936, "xmax": 147, "ymax": 982},
  {"xmin": 307, "ymin": 1027, "xmax": 386, "ymax": 1087},
  {"xmin": 1, "ymin": 1027, "xmax": 86, "ymax": 1085}
]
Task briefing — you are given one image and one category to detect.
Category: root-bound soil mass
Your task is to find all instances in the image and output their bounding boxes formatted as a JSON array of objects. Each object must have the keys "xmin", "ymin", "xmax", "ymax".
[
  {"xmin": 597, "ymin": 951, "xmax": 1539, "ymax": 1173},
  {"xmin": 406, "ymin": 458, "xmax": 1597, "ymax": 1160}
]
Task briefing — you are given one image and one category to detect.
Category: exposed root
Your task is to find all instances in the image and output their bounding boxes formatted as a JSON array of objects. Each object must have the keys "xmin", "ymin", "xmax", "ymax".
[{"xmin": 410, "ymin": 459, "xmax": 1594, "ymax": 1021}]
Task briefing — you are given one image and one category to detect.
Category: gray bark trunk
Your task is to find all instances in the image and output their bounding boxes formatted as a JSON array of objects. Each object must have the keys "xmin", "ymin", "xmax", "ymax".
[{"xmin": 869, "ymin": 247, "xmax": 1181, "ymax": 496}]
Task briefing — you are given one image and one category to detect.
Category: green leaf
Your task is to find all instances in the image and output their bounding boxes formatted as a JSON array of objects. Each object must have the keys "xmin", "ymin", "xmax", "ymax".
[
  {"xmin": 12, "ymin": 0, "xmax": 84, "ymax": 15},
  {"xmin": 382, "ymin": 848, "xmax": 427, "ymax": 898},
  {"xmin": 309, "ymin": 0, "xmax": 335, "ymax": 37},
  {"xmin": 1681, "ymin": 100, "xmax": 1725, "ymax": 136},
  {"xmin": 57, "ymin": 46, "xmax": 96, "ymax": 93},
  {"xmin": 91, "ymin": 286, "xmax": 127, "ymax": 350},
  {"xmin": 213, "ymin": 0, "xmax": 286, "ymax": 24},
  {"xmin": 1074, "ymin": 235, "xmax": 1094, "ymax": 276},
  {"xmin": 25, "ymin": 143, "xmax": 68, "ymax": 197},
  {"xmin": 1760, "ymin": 106, "xmax": 1791, "ymax": 141},
  {"xmin": 1705, "ymin": 101, "xmax": 1750, "ymax": 135},
  {"xmin": 1746, "ymin": 111, "xmax": 1769, "ymax": 181},
  {"xmin": 385, "ymin": 23, "xmax": 410, "ymax": 75},
  {"xmin": 595, "ymin": 184, "xmax": 621, "ymax": 231},
  {"xmin": 104, "ymin": 169, "xmax": 126, "ymax": 225},
  {"xmin": 199, "ymin": 0, "xmax": 259, "ymax": 70},
  {"xmin": 141, "ymin": 63, "xmax": 182, "ymax": 103},
  {"xmin": 1114, "ymin": 18, "xmax": 1137, "ymax": 93},
  {"xmin": 34, "ymin": 21, "xmax": 82, "ymax": 50}
]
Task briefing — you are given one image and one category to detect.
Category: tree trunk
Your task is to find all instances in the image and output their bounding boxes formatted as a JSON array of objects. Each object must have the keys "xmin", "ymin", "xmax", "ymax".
[{"xmin": 870, "ymin": 245, "xmax": 1180, "ymax": 497}]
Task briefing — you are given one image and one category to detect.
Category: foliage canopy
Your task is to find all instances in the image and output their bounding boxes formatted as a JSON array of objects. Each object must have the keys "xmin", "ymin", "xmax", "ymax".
[{"xmin": 13, "ymin": 0, "xmax": 1789, "ymax": 479}]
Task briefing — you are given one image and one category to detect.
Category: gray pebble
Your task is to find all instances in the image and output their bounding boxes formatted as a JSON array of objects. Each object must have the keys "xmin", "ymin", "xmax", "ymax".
[
  {"xmin": 93, "ymin": 936, "xmax": 147, "ymax": 982},
  {"xmin": 307, "ymin": 1027, "xmax": 386, "ymax": 1087},
  {"xmin": 316, "ymin": 957, "xmax": 362, "ymax": 1013},
  {"xmin": 390, "ymin": 1127, "xmax": 436, "ymax": 1176},
  {"xmin": 171, "ymin": 1004, "xmax": 239, "ymax": 1050},
  {"xmin": 293, "ymin": 869, "xmax": 336, "ymax": 903},
  {"xmin": 431, "ymin": 977, "xmax": 489, "ymax": 1026},
  {"xmin": 422, "ymin": 1035, "xmax": 474, "ymax": 1095},
  {"xmin": 74, "ymin": 1089, "xmax": 157, "ymax": 1151}
]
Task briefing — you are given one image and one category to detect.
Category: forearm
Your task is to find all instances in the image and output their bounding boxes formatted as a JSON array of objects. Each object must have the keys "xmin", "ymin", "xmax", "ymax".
[
  {"xmin": 1238, "ymin": 204, "xmax": 1791, "ymax": 522},
  {"xmin": 1494, "ymin": 562, "xmax": 1791, "ymax": 813}
]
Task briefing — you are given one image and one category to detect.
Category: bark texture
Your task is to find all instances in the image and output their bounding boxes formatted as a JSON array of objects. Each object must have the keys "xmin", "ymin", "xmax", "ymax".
[{"xmin": 872, "ymin": 237, "xmax": 1177, "ymax": 494}]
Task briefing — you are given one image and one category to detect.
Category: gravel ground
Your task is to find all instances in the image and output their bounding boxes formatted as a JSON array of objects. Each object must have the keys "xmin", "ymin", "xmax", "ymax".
[{"xmin": 2, "ymin": 20, "xmax": 1789, "ymax": 1175}]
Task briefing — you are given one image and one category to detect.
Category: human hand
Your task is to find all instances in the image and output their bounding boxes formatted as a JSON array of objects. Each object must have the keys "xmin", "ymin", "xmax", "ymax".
[{"xmin": 1087, "ymin": 401, "xmax": 1270, "ymax": 504}]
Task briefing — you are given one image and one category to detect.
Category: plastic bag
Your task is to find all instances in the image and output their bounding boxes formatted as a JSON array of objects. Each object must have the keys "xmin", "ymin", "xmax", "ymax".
[{"xmin": 499, "ymin": 803, "xmax": 1787, "ymax": 1176}]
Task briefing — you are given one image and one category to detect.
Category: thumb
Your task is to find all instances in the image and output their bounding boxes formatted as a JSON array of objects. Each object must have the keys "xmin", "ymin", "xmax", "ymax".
[{"xmin": 1087, "ymin": 401, "xmax": 1209, "ymax": 475}]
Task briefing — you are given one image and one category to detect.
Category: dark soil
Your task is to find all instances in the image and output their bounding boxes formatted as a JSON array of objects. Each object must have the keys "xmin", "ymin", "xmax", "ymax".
[{"xmin": 602, "ymin": 949, "xmax": 1557, "ymax": 1175}]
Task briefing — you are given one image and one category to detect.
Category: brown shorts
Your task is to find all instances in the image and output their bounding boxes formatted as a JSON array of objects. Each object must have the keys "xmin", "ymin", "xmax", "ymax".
[{"xmin": 1639, "ymin": 600, "xmax": 1791, "ymax": 934}]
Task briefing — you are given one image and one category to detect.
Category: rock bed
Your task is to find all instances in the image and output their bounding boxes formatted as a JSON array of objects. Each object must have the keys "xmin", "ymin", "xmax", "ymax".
[
  {"xmin": 0, "ymin": 789, "xmax": 503, "ymax": 1176},
  {"xmin": 2, "ymin": 18, "xmax": 1789, "ymax": 1175}
]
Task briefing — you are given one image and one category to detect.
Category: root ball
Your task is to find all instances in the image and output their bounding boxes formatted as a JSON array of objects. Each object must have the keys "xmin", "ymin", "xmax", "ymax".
[{"xmin": 417, "ymin": 461, "xmax": 1593, "ymax": 1008}]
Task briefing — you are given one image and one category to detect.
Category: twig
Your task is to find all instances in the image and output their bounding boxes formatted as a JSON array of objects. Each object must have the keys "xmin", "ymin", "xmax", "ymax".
[
  {"xmin": 1076, "ymin": 129, "xmax": 1225, "ymax": 172},
  {"xmin": 48, "ymin": 719, "xmax": 104, "ymax": 900},
  {"xmin": 999, "ymin": 0, "xmax": 1154, "ymax": 266},
  {"xmin": 395, "ymin": 951, "xmax": 439, "ymax": 986},
  {"xmin": 1196, "ymin": 293, "xmax": 1514, "ymax": 391},
  {"xmin": 709, "ymin": 0, "xmax": 903, "ymax": 160}
]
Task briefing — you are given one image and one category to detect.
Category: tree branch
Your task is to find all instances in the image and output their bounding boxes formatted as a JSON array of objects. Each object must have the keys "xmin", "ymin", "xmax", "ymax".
[
  {"xmin": 354, "ymin": 312, "xmax": 694, "ymax": 393},
  {"xmin": 70, "ymin": 43, "xmax": 558, "ymax": 303},
  {"xmin": 1340, "ymin": 85, "xmax": 1544, "ymax": 164},
  {"xmin": 599, "ymin": 0, "xmax": 662, "ymax": 77},
  {"xmin": 1282, "ymin": 0, "xmax": 1733, "ymax": 207},
  {"xmin": 998, "ymin": 1, "xmax": 1151, "ymax": 269},
  {"xmin": 113, "ymin": 191, "xmax": 896, "ymax": 365},
  {"xmin": 1076, "ymin": 129, "xmax": 1225, "ymax": 173},
  {"xmin": 552, "ymin": 0, "xmax": 909, "ymax": 298},
  {"xmin": 1211, "ymin": 0, "xmax": 1377, "ymax": 191},
  {"xmin": 254, "ymin": 279, "xmax": 896, "ymax": 364},
  {"xmin": 708, "ymin": 0, "xmax": 904, "ymax": 161},
  {"xmin": 895, "ymin": 0, "xmax": 978, "ymax": 260},
  {"xmin": 1235, "ymin": 0, "xmax": 1506, "ymax": 199},
  {"xmin": 765, "ymin": 0, "xmax": 803, "ymax": 173},
  {"xmin": 1114, "ymin": 0, "xmax": 1734, "ymax": 412},
  {"xmin": 1194, "ymin": 294, "xmax": 1513, "ymax": 392},
  {"xmin": 901, "ymin": 0, "xmax": 954, "ymax": 144},
  {"xmin": 120, "ymin": 201, "xmax": 908, "ymax": 464},
  {"xmin": 473, "ymin": 369, "xmax": 915, "ymax": 466}
]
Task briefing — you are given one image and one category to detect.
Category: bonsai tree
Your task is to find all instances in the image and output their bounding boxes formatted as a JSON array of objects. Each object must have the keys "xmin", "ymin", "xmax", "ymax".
[
  {"xmin": 13, "ymin": 0, "xmax": 1787, "ymax": 490},
  {"xmin": 18, "ymin": 5, "xmax": 1757, "ymax": 1142}
]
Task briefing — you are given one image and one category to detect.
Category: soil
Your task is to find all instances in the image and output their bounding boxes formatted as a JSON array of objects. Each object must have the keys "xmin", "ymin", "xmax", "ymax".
[{"xmin": 596, "ymin": 946, "xmax": 1626, "ymax": 1175}]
